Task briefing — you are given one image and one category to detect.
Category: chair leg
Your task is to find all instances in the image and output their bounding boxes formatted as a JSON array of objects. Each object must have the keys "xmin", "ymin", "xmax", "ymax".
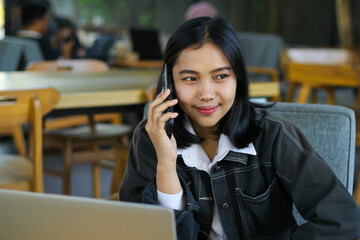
[
  {"xmin": 310, "ymin": 89, "xmax": 317, "ymax": 103},
  {"xmin": 111, "ymin": 143, "xmax": 128, "ymax": 194},
  {"xmin": 297, "ymin": 84, "xmax": 311, "ymax": 103},
  {"xmin": 285, "ymin": 82, "xmax": 296, "ymax": 102},
  {"xmin": 326, "ymin": 87, "xmax": 335, "ymax": 105},
  {"xmin": 63, "ymin": 139, "xmax": 73, "ymax": 195},
  {"xmin": 12, "ymin": 125, "xmax": 26, "ymax": 157},
  {"xmin": 92, "ymin": 162, "xmax": 101, "ymax": 198},
  {"xmin": 354, "ymin": 175, "xmax": 360, "ymax": 207}
]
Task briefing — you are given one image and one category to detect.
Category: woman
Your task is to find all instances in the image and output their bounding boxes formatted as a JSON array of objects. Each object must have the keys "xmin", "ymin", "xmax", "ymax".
[{"xmin": 120, "ymin": 17, "xmax": 360, "ymax": 240}]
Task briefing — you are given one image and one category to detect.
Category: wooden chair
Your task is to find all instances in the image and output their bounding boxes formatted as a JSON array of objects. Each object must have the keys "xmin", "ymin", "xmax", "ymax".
[
  {"xmin": 0, "ymin": 59, "xmax": 116, "ymax": 157},
  {"xmin": 247, "ymin": 66, "xmax": 280, "ymax": 101},
  {"xmin": 43, "ymin": 120, "xmax": 132, "ymax": 198},
  {"xmin": 0, "ymin": 38, "xmax": 45, "ymax": 157},
  {"xmin": 26, "ymin": 59, "xmax": 132, "ymax": 198},
  {"xmin": 0, "ymin": 87, "xmax": 59, "ymax": 192},
  {"xmin": 26, "ymin": 59, "xmax": 121, "ymax": 130}
]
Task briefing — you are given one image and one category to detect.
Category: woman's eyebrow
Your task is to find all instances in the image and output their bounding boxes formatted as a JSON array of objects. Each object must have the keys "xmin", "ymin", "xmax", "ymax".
[
  {"xmin": 178, "ymin": 69, "xmax": 199, "ymax": 75},
  {"xmin": 209, "ymin": 66, "xmax": 232, "ymax": 74},
  {"xmin": 179, "ymin": 67, "xmax": 232, "ymax": 75}
]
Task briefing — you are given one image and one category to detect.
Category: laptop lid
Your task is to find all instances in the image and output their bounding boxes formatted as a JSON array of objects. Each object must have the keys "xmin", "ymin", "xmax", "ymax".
[
  {"xmin": 130, "ymin": 28, "xmax": 163, "ymax": 60},
  {"xmin": 0, "ymin": 189, "xmax": 177, "ymax": 240}
]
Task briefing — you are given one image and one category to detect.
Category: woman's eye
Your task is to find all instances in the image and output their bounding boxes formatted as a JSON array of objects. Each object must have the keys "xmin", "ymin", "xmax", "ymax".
[
  {"xmin": 182, "ymin": 76, "xmax": 197, "ymax": 81},
  {"xmin": 215, "ymin": 74, "xmax": 228, "ymax": 80}
]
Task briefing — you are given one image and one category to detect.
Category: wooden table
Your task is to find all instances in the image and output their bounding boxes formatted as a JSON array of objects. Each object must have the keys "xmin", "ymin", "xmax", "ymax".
[
  {"xmin": 281, "ymin": 48, "xmax": 360, "ymax": 104},
  {"xmin": 0, "ymin": 70, "xmax": 160, "ymax": 115},
  {"xmin": 112, "ymin": 59, "xmax": 163, "ymax": 69}
]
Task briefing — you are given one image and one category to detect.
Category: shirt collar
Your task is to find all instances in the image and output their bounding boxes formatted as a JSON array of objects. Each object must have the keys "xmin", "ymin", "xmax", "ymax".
[
  {"xmin": 177, "ymin": 117, "xmax": 257, "ymax": 172},
  {"xmin": 17, "ymin": 30, "xmax": 42, "ymax": 39}
]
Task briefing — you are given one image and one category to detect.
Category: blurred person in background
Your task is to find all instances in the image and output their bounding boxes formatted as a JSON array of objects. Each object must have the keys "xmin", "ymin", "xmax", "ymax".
[
  {"xmin": 52, "ymin": 16, "xmax": 87, "ymax": 59},
  {"xmin": 184, "ymin": 1, "xmax": 218, "ymax": 21},
  {"xmin": 18, "ymin": 0, "xmax": 74, "ymax": 60}
]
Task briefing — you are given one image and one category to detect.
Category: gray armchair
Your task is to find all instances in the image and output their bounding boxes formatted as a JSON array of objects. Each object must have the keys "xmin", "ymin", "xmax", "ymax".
[
  {"xmin": 269, "ymin": 102, "xmax": 356, "ymax": 224},
  {"xmin": 0, "ymin": 37, "xmax": 43, "ymax": 71}
]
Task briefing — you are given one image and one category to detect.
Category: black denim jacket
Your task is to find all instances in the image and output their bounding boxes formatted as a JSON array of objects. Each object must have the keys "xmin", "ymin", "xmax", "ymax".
[{"xmin": 120, "ymin": 109, "xmax": 360, "ymax": 240}]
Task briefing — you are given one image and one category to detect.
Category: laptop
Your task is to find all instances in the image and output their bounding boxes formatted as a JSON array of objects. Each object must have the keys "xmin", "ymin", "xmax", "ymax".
[
  {"xmin": 0, "ymin": 189, "xmax": 177, "ymax": 240},
  {"xmin": 130, "ymin": 28, "xmax": 163, "ymax": 60}
]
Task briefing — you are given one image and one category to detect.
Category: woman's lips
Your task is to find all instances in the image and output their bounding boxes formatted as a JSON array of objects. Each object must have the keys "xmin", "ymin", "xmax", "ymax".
[{"xmin": 196, "ymin": 106, "xmax": 219, "ymax": 114}]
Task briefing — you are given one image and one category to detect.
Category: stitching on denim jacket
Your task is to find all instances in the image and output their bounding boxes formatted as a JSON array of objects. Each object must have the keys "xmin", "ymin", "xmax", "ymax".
[
  {"xmin": 175, "ymin": 210, "xmax": 186, "ymax": 224},
  {"xmin": 222, "ymin": 168, "xmax": 248, "ymax": 239},
  {"xmin": 237, "ymin": 178, "xmax": 277, "ymax": 202},
  {"xmin": 211, "ymin": 162, "xmax": 272, "ymax": 180},
  {"xmin": 264, "ymin": 115, "xmax": 310, "ymax": 156},
  {"xmin": 262, "ymin": 114, "xmax": 339, "ymax": 184},
  {"xmin": 276, "ymin": 171, "xmax": 293, "ymax": 184},
  {"xmin": 237, "ymin": 194, "xmax": 250, "ymax": 238}
]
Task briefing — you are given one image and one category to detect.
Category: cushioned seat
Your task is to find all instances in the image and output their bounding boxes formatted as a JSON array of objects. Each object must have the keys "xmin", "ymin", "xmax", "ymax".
[
  {"xmin": 44, "ymin": 124, "xmax": 132, "ymax": 140},
  {"xmin": 0, "ymin": 155, "xmax": 32, "ymax": 186}
]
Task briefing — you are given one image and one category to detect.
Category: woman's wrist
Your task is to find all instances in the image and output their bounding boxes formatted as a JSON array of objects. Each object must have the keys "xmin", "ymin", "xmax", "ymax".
[{"xmin": 156, "ymin": 164, "xmax": 182, "ymax": 194}]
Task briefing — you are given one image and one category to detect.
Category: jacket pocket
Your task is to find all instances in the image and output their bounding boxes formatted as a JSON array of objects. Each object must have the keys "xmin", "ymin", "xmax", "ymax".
[{"xmin": 236, "ymin": 178, "xmax": 295, "ymax": 239}]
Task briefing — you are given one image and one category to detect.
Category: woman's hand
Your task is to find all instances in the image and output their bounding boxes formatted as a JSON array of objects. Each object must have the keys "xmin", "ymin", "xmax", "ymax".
[
  {"xmin": 146, "ymin": 88, "xmax": 178, "ymax": 165},
  {"xmin": 145, "ymin": 89, "xmax": 182, "ymax": 194},
  {"xmin": 61, "ymin": 39, "xmax": 74, "ymax": 59}
]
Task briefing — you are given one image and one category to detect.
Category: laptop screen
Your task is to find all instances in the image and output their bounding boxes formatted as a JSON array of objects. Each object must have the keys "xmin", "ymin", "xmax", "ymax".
[{"xmin": 130, "ymin": 28, "xmax": 163, "ymax": 60}]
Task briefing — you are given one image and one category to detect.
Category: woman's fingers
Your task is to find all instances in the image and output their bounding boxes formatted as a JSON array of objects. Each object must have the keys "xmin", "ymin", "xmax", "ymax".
[
  {"xmin": 146, "ymin": 89, "xmax": 178, "ymax": 138},
  {"xmin": 148, "ymin": 104, "xmax": 178, "ymax": 133},
  {"xmin": 147, "ymin": 89, "xmax": 177, "ymax": 123}
]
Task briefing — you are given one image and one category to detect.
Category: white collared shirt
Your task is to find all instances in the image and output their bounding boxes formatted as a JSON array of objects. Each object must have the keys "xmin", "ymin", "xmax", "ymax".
[{"xmin": 157, "ymin": 121, "xmax": 257, "ymax": 240}]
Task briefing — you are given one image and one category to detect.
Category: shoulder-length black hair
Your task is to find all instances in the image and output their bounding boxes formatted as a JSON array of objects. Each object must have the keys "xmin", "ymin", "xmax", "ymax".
[{"xmin": 154, "ymin": 17, "xmax": 259, "ymax": 149}]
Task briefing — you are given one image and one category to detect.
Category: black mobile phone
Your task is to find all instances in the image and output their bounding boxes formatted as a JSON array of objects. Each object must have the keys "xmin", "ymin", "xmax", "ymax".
[
  {"xmin": 161, "ymin": 64, "xmax": 174, "ymax": 138},
  {"xmin": 63, "ymin": 33, "xmax": 73, "ymax": 43}
]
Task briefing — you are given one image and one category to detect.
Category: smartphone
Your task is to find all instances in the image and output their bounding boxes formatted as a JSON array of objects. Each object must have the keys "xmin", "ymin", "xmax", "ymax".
[
  {"xmin": 63, "ymin": 33, "xmax": 73, "ymax": 43},
  {"xmin": 161, "ymin": 64, "xmax": 174, "ymax": 138}
]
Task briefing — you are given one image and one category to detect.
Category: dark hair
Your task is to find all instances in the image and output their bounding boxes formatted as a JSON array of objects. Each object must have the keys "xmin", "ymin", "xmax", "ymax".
[
  {"xmin": 21, "ymin": 2, "xmax": 50, "ymax": 27},
  {"xmin": 155, "ymin": 17, "xmax": 260, "ymax": 149},
  {"xmin": 54, "ymin": 16, "xmax": 76, "ymax": 30}
]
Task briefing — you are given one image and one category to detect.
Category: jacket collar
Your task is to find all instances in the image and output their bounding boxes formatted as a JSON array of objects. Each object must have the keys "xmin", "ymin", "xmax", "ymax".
[{"xmin": 178, "ymin": 118, "xmax": 256, "ymax": 171}]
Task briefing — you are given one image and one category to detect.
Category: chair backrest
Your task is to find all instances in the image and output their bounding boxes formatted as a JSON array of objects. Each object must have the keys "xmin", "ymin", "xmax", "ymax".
[
  {"xmin": 237, "ymin": 32, "xmax": 284, "ymax": 69},
  {"xmin": 26, "ymin": 59, "xmax": 109, "ymax": 72},
  {"xmin": 270, "ymin": 102, "xmax": 355, "ymax": 192},
  {"xmin": 0, "ymin": 37, "xmax": 44, "ymax": 71},
  {"xmin": 269, "ymin": 102, "xmax": 355, "ymax": 224},
  {"xmin": 0, "ymin": 88, "xmax": 60, "ymax": 191},
  {"xmin": 237, "ymin": 32, "xmax": 284, "ymax": 82}
]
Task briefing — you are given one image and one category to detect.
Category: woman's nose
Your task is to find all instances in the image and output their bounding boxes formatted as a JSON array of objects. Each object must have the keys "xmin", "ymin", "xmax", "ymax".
[{"xmin": 197, "ymin": 80, "xmax": 215, "ymax": 101}]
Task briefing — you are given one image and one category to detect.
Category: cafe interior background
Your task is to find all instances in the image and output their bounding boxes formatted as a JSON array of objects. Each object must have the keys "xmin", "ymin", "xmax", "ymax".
[
  {"xmin": 1, "ymin": 0, "xmax": 360, "ymax": 200},
  {"xmin": 2, "ymin": 0, "xmax": 360, "ymax": 51}
]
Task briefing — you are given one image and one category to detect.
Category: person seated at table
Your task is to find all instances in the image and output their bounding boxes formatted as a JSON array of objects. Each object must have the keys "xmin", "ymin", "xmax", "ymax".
[
  {"xmin": 52, "ymin": 16, "xmax": 87, "ymax": 59},
  {"xmin": 119, "ymin": 17, "xmax": 360, "ymax": 239},
  {"xmin": 17, "ymin": 0, "xmax": 74, "ymax": 60}
]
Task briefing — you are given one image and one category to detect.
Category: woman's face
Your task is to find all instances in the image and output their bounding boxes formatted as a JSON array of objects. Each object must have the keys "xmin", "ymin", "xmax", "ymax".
[{"xmin": 173, "ymin": 42, "xmax": 237, "ymax": 134}]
